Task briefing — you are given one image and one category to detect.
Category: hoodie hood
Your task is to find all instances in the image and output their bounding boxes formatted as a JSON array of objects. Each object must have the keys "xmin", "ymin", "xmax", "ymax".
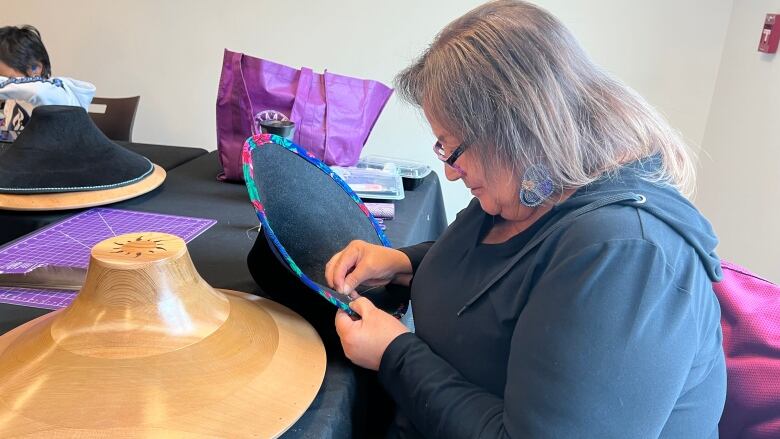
[
  {"xmin": 58, "ymin": 77, "xmax": 96, "ymax": 110},
  {"xmin": 550, "ymin": 155, "xmax": 722, "ymax": 282}
]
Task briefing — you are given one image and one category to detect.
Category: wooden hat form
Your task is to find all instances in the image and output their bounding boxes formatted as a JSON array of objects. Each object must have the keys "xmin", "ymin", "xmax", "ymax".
[
  {"xmin": 0, "ymin": 166, "xmax": 166, "ymax": 211},
  {"xmin": 0, "ymin": 232, "xmax": 326, "ymax": 438}
]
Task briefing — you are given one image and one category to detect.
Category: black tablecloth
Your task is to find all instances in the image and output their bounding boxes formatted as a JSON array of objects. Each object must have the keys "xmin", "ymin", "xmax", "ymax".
[
  {"xmin": 117, "ymin": 141, "xmax": 208, "ymax": 171},
  {"xmin": 0, "ymin": 142, "xmax": 208, "ymax": 245},
  {"xmin": 385, "ymin": 172, "xmax": 447, "ymax": 248},
  {"xmin": 0, "ymin": 150, "xmax": 447, "ymax": 437}
]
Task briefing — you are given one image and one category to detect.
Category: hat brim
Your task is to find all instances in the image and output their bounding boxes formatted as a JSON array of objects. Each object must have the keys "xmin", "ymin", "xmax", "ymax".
[
  {"xmin": 0, "ymin": 164, "xmax": 166, "ymax": 211},
  {"xmin": 0, "ymin": 288, "xmax": 326, "ymax": 437},
  {"xmin": 243, "ymin": 134, "xmax": 407, "ymax": 319}
]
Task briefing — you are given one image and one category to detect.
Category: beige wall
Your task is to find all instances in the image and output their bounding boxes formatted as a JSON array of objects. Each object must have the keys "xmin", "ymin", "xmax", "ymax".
[
  {"xmin": 698, "ymin": 0, "xmax": 780, "ymax": 282},
  {"xmin": 5, "ymin": 0, "xmax": 733, "ymax": 224}
]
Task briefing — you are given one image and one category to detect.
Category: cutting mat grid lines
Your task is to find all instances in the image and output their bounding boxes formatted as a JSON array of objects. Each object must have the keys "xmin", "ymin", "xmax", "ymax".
[
  {"xmin": 0, "ymin": 287, "xmax": 76, "ymax": 310},
  {"xmin": 0, "ymin": 208, "xmax": 216, "ymax": 310}
]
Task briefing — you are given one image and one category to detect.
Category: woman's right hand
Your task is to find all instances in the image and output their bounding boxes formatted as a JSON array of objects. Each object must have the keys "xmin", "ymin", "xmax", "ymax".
[{"xmin": 325, "ymin": 240, "xmax": 413, "ymax": 295}]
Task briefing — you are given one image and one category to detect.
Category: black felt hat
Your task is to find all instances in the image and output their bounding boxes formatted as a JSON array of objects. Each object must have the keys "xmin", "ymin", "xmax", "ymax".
[
  {"xmin": 244, "ymin": 134, "xmax": 408, "ymax": 342},
  {"xmin": 0, "ymin": 105, "xmax": 165, "ymax": 210}
]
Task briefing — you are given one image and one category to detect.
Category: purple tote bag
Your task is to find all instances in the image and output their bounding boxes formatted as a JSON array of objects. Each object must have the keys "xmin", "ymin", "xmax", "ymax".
[{"xmin": 216, "ymin": 49, "xmax": 393, "ymax": 181}]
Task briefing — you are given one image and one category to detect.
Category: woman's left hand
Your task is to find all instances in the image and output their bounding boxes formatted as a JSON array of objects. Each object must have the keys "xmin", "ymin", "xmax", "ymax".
[{"xmin": 335, "ymin": 297, "xmax": 410, "ymax": 370}]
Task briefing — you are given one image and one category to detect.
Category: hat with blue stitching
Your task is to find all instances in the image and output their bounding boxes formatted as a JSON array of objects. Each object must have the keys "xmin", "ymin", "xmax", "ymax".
[{"xmin": 0, "ymin": 105, "xmax": 164, "ymax": 211}]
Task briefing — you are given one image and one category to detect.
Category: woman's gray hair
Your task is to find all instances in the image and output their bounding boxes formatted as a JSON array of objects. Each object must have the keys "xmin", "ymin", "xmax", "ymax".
[{"xmin": 396, "ymin": 0, "xmax": 696, "ymax": 196}]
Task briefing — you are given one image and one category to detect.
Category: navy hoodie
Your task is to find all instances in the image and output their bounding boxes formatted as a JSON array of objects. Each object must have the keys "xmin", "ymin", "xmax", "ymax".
[{"xmin": 381, "ymin": 156, "xmax": 727, "ymax": 438}]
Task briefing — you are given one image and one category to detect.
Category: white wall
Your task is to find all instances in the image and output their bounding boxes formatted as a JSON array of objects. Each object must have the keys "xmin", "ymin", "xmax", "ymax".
[
  {"xmin": 5, "ymin": 0, "xmax": 733, "ymax": 223},
  {"xmin": 698, "ymin": 0, "xmax": 780, "ymax": 282}
]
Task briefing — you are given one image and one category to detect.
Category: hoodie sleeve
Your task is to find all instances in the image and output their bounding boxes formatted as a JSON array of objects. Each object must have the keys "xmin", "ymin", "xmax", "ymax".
[
  {"xmin": 0, "ymin": 76, "xmax": 95, "ymax": 110},
  {"xmin": 379, "ymin": 238, "xmax": 712, "ymax": 438},
  {"xmin": 397, "ymin": 241, "xmax": 434, "ymax": 274}
]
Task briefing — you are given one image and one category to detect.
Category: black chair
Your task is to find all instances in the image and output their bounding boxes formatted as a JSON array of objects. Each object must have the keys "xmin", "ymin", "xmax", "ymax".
[{"xmin": 88, "ymin": 96, "xmax": 140, "ymax": 142}]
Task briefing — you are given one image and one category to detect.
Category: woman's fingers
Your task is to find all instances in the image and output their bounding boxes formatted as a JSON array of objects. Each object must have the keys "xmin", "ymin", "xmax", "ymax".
[
  {"xmin": 348, "ymin": 297, "xmax": 375, "ymax": 315},
  {"xmin": 335, "ymin": 297, "xmax": 410, "ymax": 370},
  {"xmin": 335, "ymin": 308, "xmax": 360, "ymax": 338},
  {"xmin": 332, "ymin": 242, "xmax": 364, "ymax": 293},
  {"xmin": 326, "ymin": 240, "xmax": 396, "ymax": 294},
  {"xmin": 342, "ymin": 263, "xmax": 373, "ymax": 295},
  {"xmin": 324, "ymin": 248, "xmax": 343, "ymax": 289}
]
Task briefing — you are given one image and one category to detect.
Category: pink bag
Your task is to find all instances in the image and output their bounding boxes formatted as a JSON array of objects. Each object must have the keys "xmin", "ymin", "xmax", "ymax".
[
  {"xmin": 216, "ymin": 49, "xmax": 393, "ymax": 181},
  {"xmin": 715, "ymin": 261, "xmax": 780, "ymax": 439}
]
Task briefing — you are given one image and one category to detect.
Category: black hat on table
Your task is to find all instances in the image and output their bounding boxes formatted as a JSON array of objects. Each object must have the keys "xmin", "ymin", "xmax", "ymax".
[{"xmin": 0, "ymin": 105, "xmax": 164, "ymax": 210}]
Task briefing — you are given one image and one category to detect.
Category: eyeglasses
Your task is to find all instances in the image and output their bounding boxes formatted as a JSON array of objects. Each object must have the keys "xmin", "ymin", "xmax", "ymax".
[{"xmin": 433, "ymin": 141, "xmax": 468, "ymax": 176}]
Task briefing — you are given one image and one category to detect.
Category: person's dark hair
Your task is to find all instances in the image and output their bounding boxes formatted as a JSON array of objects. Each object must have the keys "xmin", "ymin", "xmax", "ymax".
[{"xmin": 0, "ymin": 25, "xmax": 52, "ymax": 78}]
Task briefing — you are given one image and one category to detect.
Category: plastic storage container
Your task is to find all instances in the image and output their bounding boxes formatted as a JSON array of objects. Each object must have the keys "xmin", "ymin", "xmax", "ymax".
[
  {"xmin": 331, "ymin": 165, "xmax": 405, "ymax": 200},
  {"xmin": 358, "ymin": 155, "xmax": 432, "ymax": 190}
]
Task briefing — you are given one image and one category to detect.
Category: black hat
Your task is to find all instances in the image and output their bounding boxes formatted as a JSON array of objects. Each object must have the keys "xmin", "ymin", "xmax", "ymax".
[
  {"xmin": 0, "ymin": 105, "xmax": 164, "ymax": 210},
  {"xmin": 244, "ymin": 134, "xmax": 407, "ymax": 340}
]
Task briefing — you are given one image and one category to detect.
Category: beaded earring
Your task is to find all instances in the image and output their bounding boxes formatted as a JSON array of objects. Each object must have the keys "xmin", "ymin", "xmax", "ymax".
[{"xmin": 519, "ymin": 163, "xmax": 554, "ymax": 207}]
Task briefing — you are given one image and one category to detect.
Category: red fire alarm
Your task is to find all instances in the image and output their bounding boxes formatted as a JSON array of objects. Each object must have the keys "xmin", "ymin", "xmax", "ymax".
[{"xmin": 758, "ymin": 13, "xmax": 780, "ymax": 53}]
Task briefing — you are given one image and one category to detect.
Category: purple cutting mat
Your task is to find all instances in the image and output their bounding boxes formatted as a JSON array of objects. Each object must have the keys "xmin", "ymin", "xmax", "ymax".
[{"xmin": 0, "ymin": 208, "xmax": 216, "ymax": 310}]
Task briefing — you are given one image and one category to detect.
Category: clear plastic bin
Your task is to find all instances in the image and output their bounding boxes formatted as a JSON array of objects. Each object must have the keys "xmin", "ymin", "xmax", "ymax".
[
  {"xmin": 358, "ymin": 155, "xmax": 432, "ymax": 190},
  {"xmin": 331, "ymin": 165, "xmax": 405, "ymax": 200}
]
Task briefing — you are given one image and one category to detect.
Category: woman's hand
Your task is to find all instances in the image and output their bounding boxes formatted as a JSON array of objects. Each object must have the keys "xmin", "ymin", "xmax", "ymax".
[
  {"xmin": 335, "ymin": 297, "xmax": 410, "ymax": 370},
  {"xmin": 325, "ymin": 240, "xmax": 413, "ymax": 295}
]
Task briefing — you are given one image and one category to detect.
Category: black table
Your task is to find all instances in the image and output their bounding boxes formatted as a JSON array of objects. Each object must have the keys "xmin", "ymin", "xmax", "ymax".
[
  {"xmin": 117, "ymin": 141, "xmax": 208, "ymax": 171},
  {"xmin": 0, "ymin": 142, "xmax": 208, "ymax": 245},
  {"xmin": 0, "ymin": 150, "xmax": 447, "ymax": 437}
]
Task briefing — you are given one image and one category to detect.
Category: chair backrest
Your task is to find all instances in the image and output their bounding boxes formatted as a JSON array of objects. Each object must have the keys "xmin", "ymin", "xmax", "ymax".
[
  {"xmin": 715, "ymin": 261, "xmax": 780, "ymax": 439},
  {"xmin": 88, "ymin": 96, "xmax": 140, "ymax": 142}
]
